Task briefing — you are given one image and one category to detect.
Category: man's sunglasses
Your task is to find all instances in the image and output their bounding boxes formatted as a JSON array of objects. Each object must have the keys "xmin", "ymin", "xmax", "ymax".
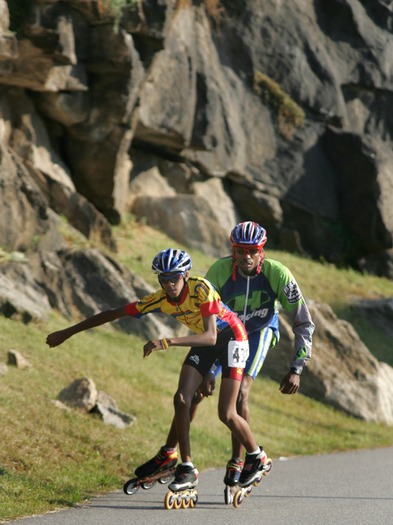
[
  {"xmin": 158, "ymin": 273, "xmax": 184, "ymax": 285},
  {"xmin": 233, "ymin": 246, "xmax": 262, "ymax": 256}
]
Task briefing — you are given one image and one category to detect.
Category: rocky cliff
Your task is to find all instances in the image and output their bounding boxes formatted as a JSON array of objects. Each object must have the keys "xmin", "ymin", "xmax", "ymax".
[
  {"xmin": 1, "ymin": 0, "xmax": 393, "ymax": 271},
  {"xmin": 1, "ymin": 0, "xmax": 393, "ymax": 423}
]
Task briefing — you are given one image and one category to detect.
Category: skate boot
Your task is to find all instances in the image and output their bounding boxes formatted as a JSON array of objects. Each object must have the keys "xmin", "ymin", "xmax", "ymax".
[
  {"xmin": 223, "ymin": 457, "xmax": 243, "ymax": 487},
  {"xmin": 168, "ymin": 463, "xmax": 199, "ymax": 492},
  {"xmin": 238, "ymin": 447, "xmax": 267, "ymax": 487},
  {"xmin": 223, "ymin": 457, "xmax": 243, "ymax": 504},
  {"xmin": 135, "ymin": 446, "xmax": 178, "ymax": 479}
]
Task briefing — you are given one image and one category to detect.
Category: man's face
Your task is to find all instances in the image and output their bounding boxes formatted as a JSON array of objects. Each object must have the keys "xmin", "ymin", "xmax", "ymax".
[
  {"xmin": 234, "ymin": 247, "xmax": 262, "ymax": 275},
  {"xmin": 158, "ymin": 272, "xmax": 186, "ymax": 298}
]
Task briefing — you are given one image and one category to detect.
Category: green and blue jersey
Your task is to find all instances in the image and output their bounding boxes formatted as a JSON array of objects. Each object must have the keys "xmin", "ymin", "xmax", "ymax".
[{"xmin": 205, "ymin": 256, "xmax": 314, "ymax": 372}]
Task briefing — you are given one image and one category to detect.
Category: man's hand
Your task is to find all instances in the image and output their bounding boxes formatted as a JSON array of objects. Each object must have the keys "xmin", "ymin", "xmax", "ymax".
[{"xmin": 279, "ymin": 370, "xmax": 300, "ymax": 394}]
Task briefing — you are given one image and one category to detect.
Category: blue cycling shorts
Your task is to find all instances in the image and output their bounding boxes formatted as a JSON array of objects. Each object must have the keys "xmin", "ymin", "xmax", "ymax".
[{"xmin": 207, "ymin": 326, "xmax": 278, "ymax": 380}]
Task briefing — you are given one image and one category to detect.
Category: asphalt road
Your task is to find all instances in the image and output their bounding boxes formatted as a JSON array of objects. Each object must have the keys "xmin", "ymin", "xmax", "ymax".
[{"xmin": 8, "ymin": 448, "xmax": 393, "ymax": 525}]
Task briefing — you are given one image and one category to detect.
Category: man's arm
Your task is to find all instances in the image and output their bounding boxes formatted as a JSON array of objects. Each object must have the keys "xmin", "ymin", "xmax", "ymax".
[{"xmin": 280, "ymin": 302, "xmax": 315, "ymax": 395}]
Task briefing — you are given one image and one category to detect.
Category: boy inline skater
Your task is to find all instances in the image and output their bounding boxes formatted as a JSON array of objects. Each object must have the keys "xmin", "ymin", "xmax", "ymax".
[{"xmin": 46, "ymin": 248, "xmax": 268, "ymax": 493}]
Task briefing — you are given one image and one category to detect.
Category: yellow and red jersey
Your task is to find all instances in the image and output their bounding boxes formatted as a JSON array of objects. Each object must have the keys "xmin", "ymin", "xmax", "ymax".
[{"xmin": 124, "ymin": 276, "xmax": 247, "ymax": 341}]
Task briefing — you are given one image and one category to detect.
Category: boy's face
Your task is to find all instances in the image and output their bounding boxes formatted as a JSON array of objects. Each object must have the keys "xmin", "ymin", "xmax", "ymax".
[
  {"xmin": 158, "ymin": 271, "xmax": 188, "ymax": 299},
  {"xmin": 234, "ymin": 247, "xmax": 263, "ymax": 275}
]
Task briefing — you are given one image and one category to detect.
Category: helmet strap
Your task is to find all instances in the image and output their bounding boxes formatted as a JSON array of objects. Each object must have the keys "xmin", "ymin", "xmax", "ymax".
[
  {"xmin": 231, "ymin": 250, "xmax": 237, "ymax": 281},
  {"xmin": 256, "ymin": 250, "xmax": 265, "ymax": 274},
  {"xmin": 231, "ymin": 262, "xmax": 237, "ymax": 281}
]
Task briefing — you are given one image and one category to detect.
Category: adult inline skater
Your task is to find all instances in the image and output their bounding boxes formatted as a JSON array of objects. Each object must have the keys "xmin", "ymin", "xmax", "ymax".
[{"xmin": 205, "ymin": 221, "xmax": 315, "ymax": 498}]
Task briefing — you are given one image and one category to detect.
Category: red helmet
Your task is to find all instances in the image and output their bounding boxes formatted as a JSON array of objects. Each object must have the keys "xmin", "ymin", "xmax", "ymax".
[
  {"xmin": 230, "ymin": 221, "xmax": 267, "ymax": 248},
  {"xmin": 230, "ymin": 222, "xmax": 267, "ymax": 280}
]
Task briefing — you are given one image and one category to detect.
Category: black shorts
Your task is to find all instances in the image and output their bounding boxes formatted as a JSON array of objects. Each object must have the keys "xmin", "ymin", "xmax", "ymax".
[{"xmin": 183, "ymin": 329, "xmax": 244, "ymax": 381}]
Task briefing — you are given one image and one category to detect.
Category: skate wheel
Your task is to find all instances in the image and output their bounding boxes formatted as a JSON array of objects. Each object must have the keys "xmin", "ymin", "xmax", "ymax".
[
  {"xmin": 159, "ymin": 474, "xmax": 173, "ymax": 484},
  {"xmin": 123, "ymin": 478, "xmax": 140, "ymax": 495},
  {"xmin": 181, "ymin": 494, "xmax": 190, "ymax": 509},
  {"xmin": 173, "ymin": 495, "xmax": 182, "ymax": 509},
  {"xmin": 233, "ymin": 489, "xmax": 244, "ymax": 508},
  {"xmin": 224, "ymin": 485, "xmax": 233, "ymax": 505},
  {"xmin": 164, "ymin": 491, "xmax": 175, "ymax": 510},
  {"xmin": 245, "ymin": 485, "xmax": 253, "ymax": 497},
  {"xmin": 141, "ymin": 480, "xmax": 156, "ymax": 490},
  {"xmin": 253, "ymin": 474, "xmax": 263, "ymax": 487},
  {"xmin": 190, "ymin": 491, "xmax": 198, "ymax": 508},
  {"xmin": 263, "ymin": 458, "xmax": 273, "ymax": 476}
]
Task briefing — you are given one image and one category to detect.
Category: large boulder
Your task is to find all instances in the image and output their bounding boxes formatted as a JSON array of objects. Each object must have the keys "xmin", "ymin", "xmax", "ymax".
[
  {"xmin": 57, "ymin": 377, "xmax": 136, "ymax": 428},
  {"xmin": 129, "ymin": 166, "xmax": 238, "ymax": 256},
  {"xmin": 263, "ymin": 301, "xmax": 393, "ymax": 425}
]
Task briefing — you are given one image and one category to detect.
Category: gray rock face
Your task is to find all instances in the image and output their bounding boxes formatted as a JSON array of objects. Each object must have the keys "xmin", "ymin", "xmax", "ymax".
[
  {"xmin": 1, "ymin": 0, "xmax": 392, "ymax": 272},
  {"xmin": 0, "ymin": 0, "xmax": 392, "ymax": 422}
]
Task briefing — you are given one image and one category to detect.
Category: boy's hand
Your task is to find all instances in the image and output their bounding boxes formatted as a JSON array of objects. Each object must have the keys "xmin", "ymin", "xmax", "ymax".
[
  {"xmin": 46, "ymin": 330, "xmax": 70, "ymax": 348},
  {"xmin": 143, "ymin": 340, "xmax": 163, "ymax": 357}
]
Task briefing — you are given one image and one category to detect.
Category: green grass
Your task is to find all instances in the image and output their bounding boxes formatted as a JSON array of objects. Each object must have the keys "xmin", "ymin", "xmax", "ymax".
[{"xmin": 1, "ymin": 215, "xmax": 393, "ymax": 522}]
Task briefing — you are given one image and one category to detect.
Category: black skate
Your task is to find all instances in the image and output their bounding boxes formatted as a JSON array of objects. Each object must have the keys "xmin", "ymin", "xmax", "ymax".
[
  {"xmin": 123, "ymin": 447, "xmax": 178, "ymax": 496},
  {"xmin": 233, "ymin": 448, "xmax": 273, "ymax": 508},
  {"xmin": 223, "ymin": 457, "xmax": 243, "ymax": 505}
]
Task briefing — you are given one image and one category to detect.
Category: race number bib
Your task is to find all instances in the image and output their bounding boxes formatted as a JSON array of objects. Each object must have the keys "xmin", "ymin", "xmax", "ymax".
[{"xmin": 228, "ymin": 340, "xmax": 249, "ymax": 368}]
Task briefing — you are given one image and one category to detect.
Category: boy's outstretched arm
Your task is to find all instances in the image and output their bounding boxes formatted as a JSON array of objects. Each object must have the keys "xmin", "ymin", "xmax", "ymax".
[{"xmin": 46, "ymin": 305, "xmax": 129, "ymax": 348}]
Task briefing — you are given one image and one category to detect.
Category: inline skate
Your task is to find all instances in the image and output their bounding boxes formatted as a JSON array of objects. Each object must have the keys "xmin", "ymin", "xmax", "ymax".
[
  {"xmin": 232, "ymin": 449, "xmax": 273, "ymax": 508},
  {"xmin": 164, "ymin": 463, "xmax": 199, "ymax": 510},
  {"xmin": 123, "ymin": 446, "xmax": 178, "ymax": 495}
]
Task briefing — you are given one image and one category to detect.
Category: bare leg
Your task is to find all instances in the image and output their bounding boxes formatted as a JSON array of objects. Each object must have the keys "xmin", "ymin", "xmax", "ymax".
[
  {"xmin": 218, "ymin": 377, "xmax": 258, "ymax": 453},
  {"xmin": 231, "ymin": 374, "xmax": 254, "ymax": 458},
  {"xmin": 165, "ymin": 417, "xmax": 178, "ymax": 450},
  {"xmin": 173, "ymin": 364, "xmax": 203, "ymax": 463},
  {"xmin": 165, "ymin": 386, "xmax": 206, "ymax": 449}
]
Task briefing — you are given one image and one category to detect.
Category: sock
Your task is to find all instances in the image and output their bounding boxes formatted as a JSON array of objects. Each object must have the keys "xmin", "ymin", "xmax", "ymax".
[
  {"xmin": 182, "ymin": 461, "xmax": 194, "ymax": 468},
  {"xmin": 247, "ymin": 447, "xmax": 261, "ymax": 456}
]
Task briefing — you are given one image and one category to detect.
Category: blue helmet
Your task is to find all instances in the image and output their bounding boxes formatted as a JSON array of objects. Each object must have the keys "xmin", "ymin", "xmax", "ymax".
[
  {"xmin": 152, "ymin": 249, "xmax": 192, "ymax": 275},
  {"xmin": 230, "ymin": 221, "xmax": 267, "ymax": 247}
]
